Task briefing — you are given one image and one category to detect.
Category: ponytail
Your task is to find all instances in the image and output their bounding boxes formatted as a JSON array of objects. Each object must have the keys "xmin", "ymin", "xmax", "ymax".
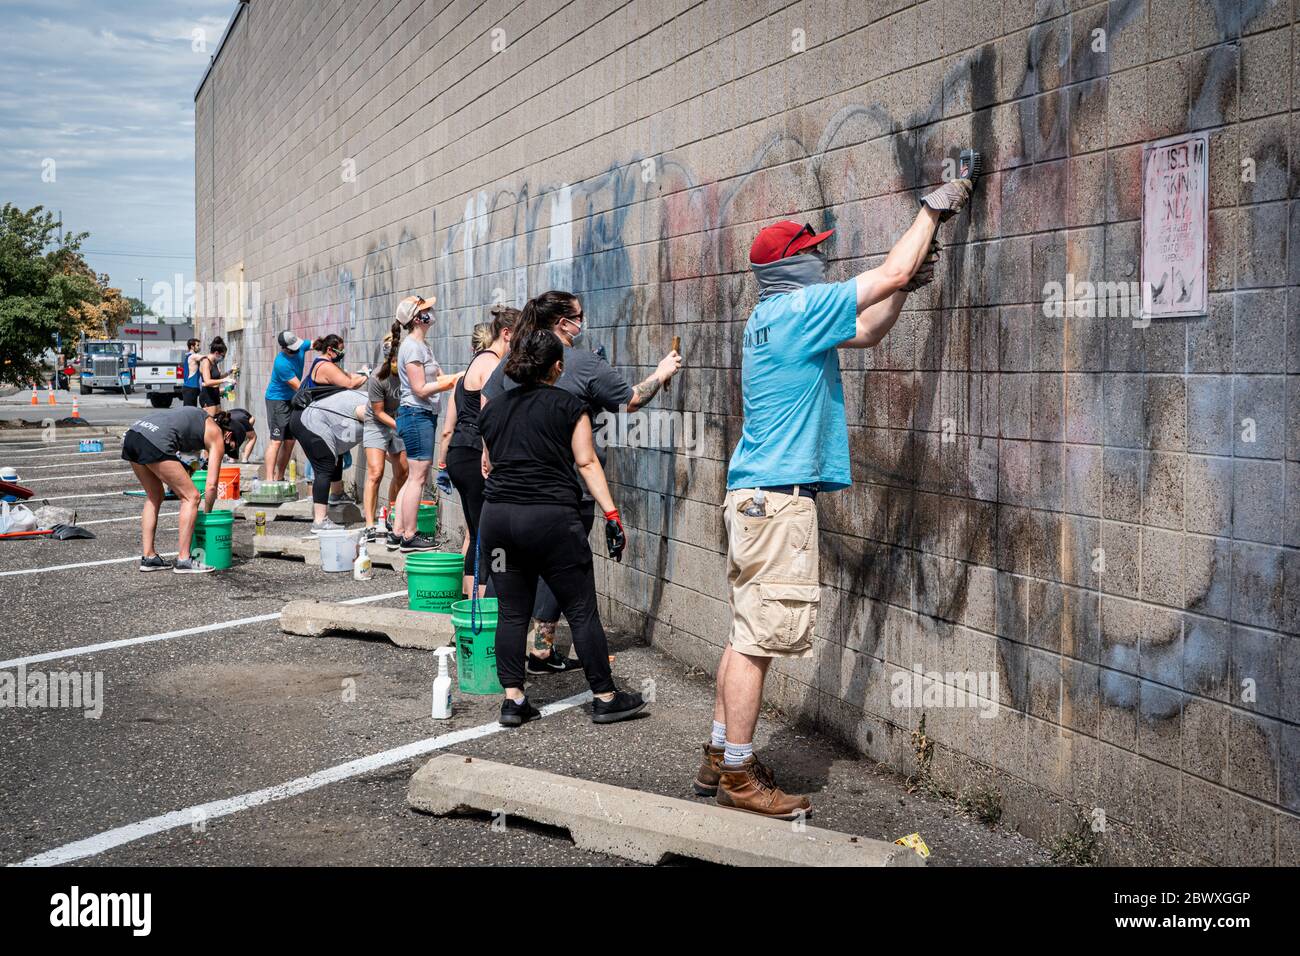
[
  {"xmin": 211, "ymin": 409, "xmax": 233, "ymax": 432},
  {"xmin": 513, "ymin": 291, "xmax": 578, "ymax": 346},
  {"xmin": 312, "ymin": 333, "xmax": 344, "ymax": 354},
  {"xmin": 503, "ymin": 329, "xmax": 563, "ymax": 386},
  {"xmin": 378, "ymin": 322, "xmax": 401, "ymax": 381},
  {"xmin": 488, "ymin": 303, "xmax": 521, "ymax": 343}
]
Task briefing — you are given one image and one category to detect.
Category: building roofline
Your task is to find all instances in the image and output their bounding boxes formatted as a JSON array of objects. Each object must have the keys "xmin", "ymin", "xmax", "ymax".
[{"xmin": 193, "ymin": 0, "xmax": 249, "ymax": 101}]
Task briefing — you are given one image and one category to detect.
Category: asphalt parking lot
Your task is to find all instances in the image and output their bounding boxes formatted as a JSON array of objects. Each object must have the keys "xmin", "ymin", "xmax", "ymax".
[{"xmin": 0, "ymin": 407, "xmax": 1051, "ymax": 867}]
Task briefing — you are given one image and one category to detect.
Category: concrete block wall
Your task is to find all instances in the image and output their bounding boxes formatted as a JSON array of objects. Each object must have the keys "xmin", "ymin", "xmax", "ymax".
[{"xmin": 197, "ymin": 0, "xmax": 1299, "ymax": 864}]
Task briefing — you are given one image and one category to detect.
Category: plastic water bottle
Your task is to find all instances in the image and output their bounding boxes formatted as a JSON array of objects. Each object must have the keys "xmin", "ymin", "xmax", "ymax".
[
  {"xmin": 431, "ymin": 647, "xmax": 456, "ymax": 719},
  {"xmin": 741, "ymin": 489, "xmax": 767, "ymax": 517},
  {"xmin": 352, "ymin": 541, "xmax": 372, "ymax": 581}
]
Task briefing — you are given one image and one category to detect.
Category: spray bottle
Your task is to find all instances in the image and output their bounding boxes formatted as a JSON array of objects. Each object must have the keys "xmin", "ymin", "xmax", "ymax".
[
  {"xmin": 431, "ymin": 646, "xmax": 456, "ymax": 719},
  {"xmin": 353, "ymin": 540, "xmax": 372, "ymax": 581}
]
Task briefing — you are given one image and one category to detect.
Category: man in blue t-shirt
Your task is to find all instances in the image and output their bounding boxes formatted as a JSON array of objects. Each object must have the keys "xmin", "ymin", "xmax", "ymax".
[
  {"xmin": 696, "ymin": 176, "xmax": 975, "ymax": 819},
  {"xmin": 264, "ymin": 330, "xmax": 309, "ymax": 481}
]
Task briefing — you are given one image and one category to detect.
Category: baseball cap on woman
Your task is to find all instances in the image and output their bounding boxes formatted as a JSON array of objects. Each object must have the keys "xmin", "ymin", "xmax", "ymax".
[{"xmin": 396, "ymin": 295, "xmax": 436, "ymax": 328}]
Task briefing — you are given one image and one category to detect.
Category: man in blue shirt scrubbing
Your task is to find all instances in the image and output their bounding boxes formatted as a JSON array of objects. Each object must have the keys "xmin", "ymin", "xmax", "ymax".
[
  {"xmin": 264, "ymin": 330, "xmax": 309, "ymax": 481},
  {"xmin": 694, "ymin": 167, "xmax": 977, "ymax": 818}
]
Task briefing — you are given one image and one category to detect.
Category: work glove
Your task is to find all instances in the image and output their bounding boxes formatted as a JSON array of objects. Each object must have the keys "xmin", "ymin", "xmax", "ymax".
[
  {"xmin": 920, "ymin": 177, "xmax": 974, "ymax": 221},
  {"xmin": 435, "ymin": 468, "xmax": 453, "ymax": 496},
  {"xmin": 903, "ymin": 238, "xmax": 942, "ymax": 292},
  {"xmin": 604, "ymin": 509, "xmax": 626, "ymax": 562}
]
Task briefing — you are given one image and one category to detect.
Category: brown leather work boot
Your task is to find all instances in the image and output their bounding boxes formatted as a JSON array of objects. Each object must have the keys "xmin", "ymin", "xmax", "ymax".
[
  {"xmin": 693, "ymin": 743, "xmax": 725, "ymax": 796},
  {"xmin": 716, "ymin": 756, "xmax": 812, "ymax": 820}
]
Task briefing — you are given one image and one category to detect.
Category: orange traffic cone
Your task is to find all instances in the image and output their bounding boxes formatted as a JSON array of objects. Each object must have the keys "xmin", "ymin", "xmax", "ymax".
[
  {"xmin": 47, "ymin": 382, "xmax": 56, "ymax": 405},
  {"xmin": 71, "ymin": 396, "xmax": 80, "ymax": 419},
  {"xmin": 29, "ymin": 382, "xmax": 38, "ymax": 405}
]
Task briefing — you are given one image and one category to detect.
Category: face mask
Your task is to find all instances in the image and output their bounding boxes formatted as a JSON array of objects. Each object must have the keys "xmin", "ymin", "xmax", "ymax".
[
  {"xmin": 751, "ymin": 253, "xmax": 828, "ymax": 300},
  {"xmin": 332, "ymin": 351, "xmax": 344, "ymax": 362}
]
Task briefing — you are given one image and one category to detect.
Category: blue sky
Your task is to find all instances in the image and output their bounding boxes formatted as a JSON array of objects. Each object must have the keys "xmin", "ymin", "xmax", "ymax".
[{"xmin": 0, "ymin": 0, "xmax": 239, "ymax": 314}]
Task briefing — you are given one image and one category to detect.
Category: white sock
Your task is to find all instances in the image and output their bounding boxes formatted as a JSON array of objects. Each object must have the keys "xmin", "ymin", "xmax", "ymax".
[
  {"xmin": 710, "ymin": 720, "xmax": 726, "ymax": 748},
  {"xmin": 723, "ymin": 740, "xmax": 753, "ymax": 767}
]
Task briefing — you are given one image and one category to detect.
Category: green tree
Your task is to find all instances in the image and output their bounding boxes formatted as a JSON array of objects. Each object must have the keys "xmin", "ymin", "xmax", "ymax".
[
  {"xmin": 0, "ymin": 203, "xmax": 129, "ymax": 386},
  {"xmin": 124, "ymin": 297, "xmax": 154, "ymax": 318}
]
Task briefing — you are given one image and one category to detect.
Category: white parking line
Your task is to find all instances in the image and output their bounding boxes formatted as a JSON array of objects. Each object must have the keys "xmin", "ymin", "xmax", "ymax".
[
  {"xmin": 78, "ymin": 512, "xmax": 178, "ymax": 526},
  {"xmin": 0, "ymin": 553, "xmax": 179, "ymax": 578},
  {"xmin": 0, "ymin": 590, "xmax": 408, "ymax": 669},
  {"xmin": 8, "ymin": 459, "xmax": 118, "ymax": 471},
  {"xmin": 13, "ymin": 691, "xmax": 589, "ymax": 866},
  {"xmin": 20, "ymin": 470, "xmax": 132, "ymax": 483},
  {"xmin": 37, "ymin": 490, "xmax": 136, "ymax": 501},
  {"xmin": 0, "ymin": 452, "xmax": 115, "ymax": 464}
]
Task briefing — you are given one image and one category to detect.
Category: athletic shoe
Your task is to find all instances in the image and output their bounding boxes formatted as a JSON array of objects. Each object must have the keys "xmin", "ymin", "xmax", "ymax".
[
  {"xmin": 591, "ymin": 690, "xmax": 647, "ymax": 724},
  {"xmin": 385, "ymin": 532, "xmax": 402, "ymax": 552},
  {"xmin": 399, "ymin": 533, "xmax": 436, "ymax": 553},
  {"xmin": 498, "ymin": 697, "xmax": 541, "ymax": 727},
  {"xmin": 362, "ymin": 526, "xmax": 379, "ymax": 543},
  {"xmin": 139, "ymin": 554, "xmax": 170, "ymax": 573},
  {"xmin": 310, "ymin": 519, "xmax": 343, "ymax": 535},
  {"xmin": 172, "ymin": 557, "xmax": 215, "ymax": 574},
  {"xmin": 327, "ymin": 493, "xmax": 355, "ymax": 506},
  {"xmin": 526, "ymin": 652, "xmax": 582, "ymax": 675}
]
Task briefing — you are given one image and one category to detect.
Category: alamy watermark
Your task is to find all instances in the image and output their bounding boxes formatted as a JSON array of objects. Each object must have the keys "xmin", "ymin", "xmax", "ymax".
[
  {"xmin": 890, "ymin": 665, "xmax": 999, "ymax": 718},
  {"xmin": 1043, "ymin": 273, "xmax": 1165, "ymax": 328},
  {"xmin": 1, "ymin": 665, "xmax": 103, "ymax": 718},
  {"xmin": 593, "ymin": 406, "xmax": 703, "ymax": 457}
]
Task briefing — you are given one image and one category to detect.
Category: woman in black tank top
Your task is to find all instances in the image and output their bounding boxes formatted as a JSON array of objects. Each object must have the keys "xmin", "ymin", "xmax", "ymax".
[{"xmin": 438, "ymin": 306, "xmax": 517, "ymax": 597}]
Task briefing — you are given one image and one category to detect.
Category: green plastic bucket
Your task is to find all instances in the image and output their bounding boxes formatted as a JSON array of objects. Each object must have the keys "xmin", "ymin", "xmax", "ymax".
[
  {"xmin": 405, "ymin": 551, "xmax": 463, "ymax": 613},
  {"xmin": 450, "ymin": 598, "xmax": 502, "ymax": 695},
  {"xmin": 192, "ymin": 470, "xmax": 207, "ymax": 495},
  {"xmin": 417, "ymin": 500, "xmax": 438, "ymax": 536},
  {"xmin": 193, "ymin": 510, "xmax": 233, "ymax": 570}
]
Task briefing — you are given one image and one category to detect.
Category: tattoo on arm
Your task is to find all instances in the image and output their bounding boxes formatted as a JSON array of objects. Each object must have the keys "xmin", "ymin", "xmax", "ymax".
[{"xmin": 631, "ymin": 374, "xmax": 662, "ymax": 407}]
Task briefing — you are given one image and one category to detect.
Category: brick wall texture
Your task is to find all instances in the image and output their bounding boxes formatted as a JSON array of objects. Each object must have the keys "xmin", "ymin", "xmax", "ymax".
[{"xmin": 196, "ymin": 0, "xmax": 1300, "ymax": 864}]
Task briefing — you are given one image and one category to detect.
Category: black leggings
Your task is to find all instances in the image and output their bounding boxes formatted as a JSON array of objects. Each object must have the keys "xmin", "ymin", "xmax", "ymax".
[
  {"xmin": 533, "ymin": 503, "xmax": 596, "ymax": 623},
  {"xmin": 479, "ymin": 501, "xmax": 614, "ymax": 694},
  {"xmin": 288, "ymin": 409, "xmax": 342, "ymax": 506},
  {"xmin": 446, "ymin": 445, "xmax": 486, "ymax": 576}
]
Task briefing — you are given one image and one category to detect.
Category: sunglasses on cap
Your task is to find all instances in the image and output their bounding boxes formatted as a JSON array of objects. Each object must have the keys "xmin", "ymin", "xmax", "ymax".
[{"xmin": 780, "ymin": 223, "xmax": 818, "ymax": 259}]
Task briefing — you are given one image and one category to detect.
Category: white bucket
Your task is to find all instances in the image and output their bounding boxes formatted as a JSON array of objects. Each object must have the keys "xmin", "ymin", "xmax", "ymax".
[{"xmin": 317, "ymin": 529, "xmax": 359, "ymax": 572}]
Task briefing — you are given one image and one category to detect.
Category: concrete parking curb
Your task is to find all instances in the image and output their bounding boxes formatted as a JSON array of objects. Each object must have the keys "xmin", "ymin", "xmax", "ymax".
[
  {"xmin": 280, "ymin": 598, "xmax": 450, "ymax": 650},
  {"xmin": 254, "ymin": 532, "xmax": 408, "ymax": 570},
  {"xmin": 407, "ymin": 754, "xmax": 925, "ymax": 867}
]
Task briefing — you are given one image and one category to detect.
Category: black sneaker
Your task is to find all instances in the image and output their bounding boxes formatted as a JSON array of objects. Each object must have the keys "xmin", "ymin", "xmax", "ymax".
[
  {"xmin": 139, "ymin": 554, "xmax": 170, "ymax": 573},
  {"xmin": 498, "ymin": 697, "xmax": 541, "ymax": 727},
  {"xmin": 591, "ymin": 690, "xmax": 647, "ymax": 724},
  {"xmin": 362, "ymin": 526, "xmax": 379, "ymax": 543},
  {"xmin": 399, "ymin": 533, "xmax": 436, "ymax": 553},
  {"xmin": 527, "ymin": 652, "xmax": 582, "ymax": 675},
  {"xmin": 385, "ymin": 532, "xmax": 401, "ymax": 552}
]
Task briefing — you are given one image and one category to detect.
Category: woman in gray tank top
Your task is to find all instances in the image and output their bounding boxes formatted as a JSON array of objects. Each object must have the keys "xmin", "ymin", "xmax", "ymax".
[{"xmin": 121, "ymin": 406, "xmax": 245, "ymax": 573}]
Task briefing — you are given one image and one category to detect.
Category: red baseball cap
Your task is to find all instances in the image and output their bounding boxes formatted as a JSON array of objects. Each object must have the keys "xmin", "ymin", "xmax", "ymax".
[{"xmin": 749, "ymin": 220, "xmax": 834, "ymax": 265}]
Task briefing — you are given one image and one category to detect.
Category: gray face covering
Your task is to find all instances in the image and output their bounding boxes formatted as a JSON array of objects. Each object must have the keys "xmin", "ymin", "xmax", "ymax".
[{"xmin": 751, "ymin": 252, "xmax": 828, "ymax": 300}]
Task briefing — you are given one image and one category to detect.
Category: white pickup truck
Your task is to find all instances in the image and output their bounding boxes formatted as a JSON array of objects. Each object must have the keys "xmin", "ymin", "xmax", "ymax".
[{"xmin": 135, "ymin": 345, "xmax": 187, "ymax": 408}]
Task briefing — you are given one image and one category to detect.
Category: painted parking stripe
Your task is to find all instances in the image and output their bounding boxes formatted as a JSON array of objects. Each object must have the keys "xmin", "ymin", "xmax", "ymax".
[
  {"xmin": 78, "ymin": 512, "xmax": 179, "ymax": 526},
  {"xmin": 20, "ymin": 470, "xmax": 133, "ymax": 483},
  {"xmin": 0, "ymin": 553, "xmax": 179, "ymax": 578},
  {"xmin": 13, "ymin": 692, "xmax": 590, "ymax": 867},
  {"xmin": 9, "ymin": 460, "xmax": 119, "ymax": 472},
  {"xmin": 35, "ymin": 491, "xmax": 135, "ymax": 501},
  {"xmin": 1, "ymin": 451, "xmax": 115, "ymax": 463},
  {"xmin": 0, "ymin": 590, "xmax": 408, "ymax": 670}
]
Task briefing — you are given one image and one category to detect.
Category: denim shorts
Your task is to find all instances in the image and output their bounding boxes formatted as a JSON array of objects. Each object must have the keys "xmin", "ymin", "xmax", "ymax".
[{"xmin": 395, "ymin": 405, "xmax": 437, "ymax": 461}]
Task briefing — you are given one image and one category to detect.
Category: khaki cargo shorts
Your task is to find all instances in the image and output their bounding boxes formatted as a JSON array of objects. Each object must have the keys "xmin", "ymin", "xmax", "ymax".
[{"xmin": 723, "ymin": 488, "xmax": 820, "ymax": 658}]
